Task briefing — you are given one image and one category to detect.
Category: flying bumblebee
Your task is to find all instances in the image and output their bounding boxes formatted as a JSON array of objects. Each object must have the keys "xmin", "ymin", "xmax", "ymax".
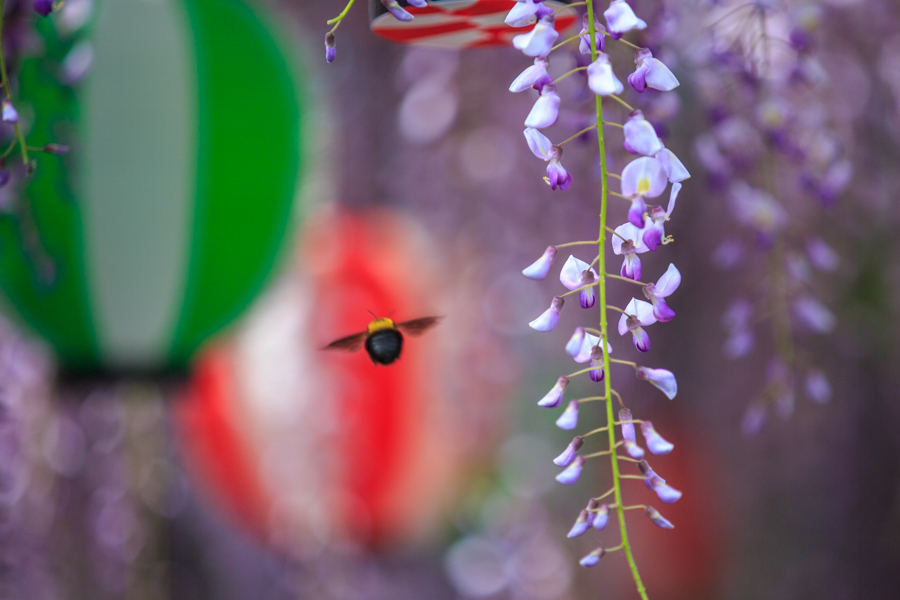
[{"xmin": 323, "ymin": 316, "xmax": 442, "ymax": 365}]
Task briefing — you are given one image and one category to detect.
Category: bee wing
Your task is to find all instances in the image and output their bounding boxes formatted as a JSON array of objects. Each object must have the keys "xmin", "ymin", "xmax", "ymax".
[
  {"xmin": 322, "ymin": 331, "xmax": 367, "ymax": 352},
  {"xmin": 395, "ymin": 316, "xmax": 442, "ymax": 336}
]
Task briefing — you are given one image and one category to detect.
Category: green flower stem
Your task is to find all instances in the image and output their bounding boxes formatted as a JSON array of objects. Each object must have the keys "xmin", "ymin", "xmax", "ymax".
[
  {"xmin": 0, "ymin": 0, "xmax": 29, "ymax": 167},
  {"xmin": 587, "ymin": 1, "xmax": 649, "ymax": 598},
  {"xmin": 327, "ymin": 0, "xmax": 357, "ymax": 33}
]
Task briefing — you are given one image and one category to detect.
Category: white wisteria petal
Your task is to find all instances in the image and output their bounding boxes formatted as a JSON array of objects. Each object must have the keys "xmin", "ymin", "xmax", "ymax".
[
  {"xmin": 512, "ymin": 19, "xmax": 559, "ymax": 58},
  {"xmin": 505, "ymin": 0, "xmax": 540, "ymax": 27},
  {"xmin": 654, "ymin": 264, "xmax": 681, "ymax": 297},
  {"xmin": 637, "ymin": 367, "xmax": 677, "ymax": 399},
  {"xmin": 522, "ymin": 245, "xmax": 558, "ymax": 280},
  {"xmin": 612, "ymin": 223, "xmax": 649, "ymax": 254},
  {"xmin": 666, "ymin": 182, "xmax": 682, "ymax": 216},
  {"xmin": 524, "ymin": 127, "xmax": 555, "ymax": 160},
  {"xmin": 587, "ymin": 53, "xmax": 624, "ymax": 96},
  {"xmin": 510, "ymin": 58, "xmax": 551, "ymax": 92},
  {"xmin": 621, "ymin": 156, "xmax": 667, "ymax": 199},
  {"xmin": 627, "ymin": 298, "xmax": 657, "ymax": 326},
  {"xmin": 604, "ymin": 0, "xmax": 646, "ymax": 36},
  {"xmin": 524, "ymin": 86, "xmax": 560, "ymax": 128},
  {"xmin": 559, "ymin": 255, "xmax": 597, "ymax": 290},
  {"xmin": 624, "ymin": 110, "xmax": 663, "ymax": 156},
  {"xmin": 656, "ymin": 147, "xmax": 690, "ymax": 183},
  {"xmin": 644, "ymin": 57, "xmax": 679, "ymax": 91}
]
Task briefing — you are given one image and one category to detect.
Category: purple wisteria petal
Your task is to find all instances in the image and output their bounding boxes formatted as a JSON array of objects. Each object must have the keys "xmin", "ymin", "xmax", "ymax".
[
  {"xmin": 556, "ymin": 400, "xmax": 580, "ymax": 430},
  {"xmin": 555, "ymin": 455, "xmax": 584, "ymax": 485},
  {"xmin": 741, "ymin": 402, "xmax": 768, "ymax": 436},
  {"xmin": 522, "ymin": 245, "xmax": 558, "ymax": 280},
  {"xmin": 578, "ymin": 15, "xmax": 606, "ymax": 55},
  {"xmin": 1, "ymin": 100, "xmax": 18, "ymax": 123},
  {"xmin": 632, "ymin": 327, "xmax": 651, "ymax": 352},
  {"xmin": 406, "ymin": 0, "xmax": 426, "ymax": 6},
  {"xmin": 382, "ymin": 0, "xmax": 413, "ymax": 22},
  {"xmin": 566, "ymin": 327, "xmax": 586, "ymax": 358},
  {"xmin": 580, "ymin": 286, "xmax": 596, "ymax": 309},
  {"xmin": 648, "ymin": 262, "xmax": 682, "ymax": 297},
  {"xmin": 34, "ymin": 0, "xmax": 53, "ymax": 16},
  {"xmin": 529, "ymin": 296, "xmax": 564, "ymax": 331},
  {"xmin": 628, "ymin": 63, "xmax": 649, "ymax": 93},
  {"xmin": 512, "ymin": 16, "xmax": 559, "ymax": 58},
  {"xmin": 524, "ymin": 127, "xmax": 556, "ymax": 160},
  {"xmin": 538, "ymin": 376, "xmax": 569, "ymax": 407},
  {"xmin": 627, "ymin": 298, "xmax": 658, "ymax": 326},
  {"xmin": 730, "ymin": 181, "xmax": 789, "ymax": 240},
  {"xmin": 805, "ymin": 369, "xmax": 832, "ymax": 404},
  {"xmin": 547, "ymin": 158, "xmax": 572, "ymax": 190},
  {"xmin": 645, "ymin": 506, "xmax": 674, "ymax": 529},
  {"xmin": 623, "ymin": 437, "xmax": 645, "ymax": 459},
  {"xmin": 324, "ymin": 33, "xmax": 336, "ymax": 63},
  {"xmin": 633, "ymin": 48, "xmax": 679, "ymax": 91},
  {"xmin": 621, "ymin": 252, "xmax": 642, "ymax": 280},
  {"xmin": 510, "ymin": 57, "xmax": 552, "ymax": 92},
  {"xmin": 666, "ymin": 182, "xmax": 681, "ymax": 217},
  {"xmin": 554, "ymin": 436, "xmax": 584, "ymax": 467},
  {"xmin": 638, "ymin": 459, "xmax": 662, "ymax": 490},
  {"xmin": 604, "ymin": 0, "xmax": 646, "ymax": 38},
  {"xmin": 525, "ymin": 85, "xmax": 560, "ymax": 129},
  {"xmin": 618, "ymin": 408, "xmax": 636, "ymax": 442},
  {"xmin": 636, "ymin": 367, "xmax": 677, "ymax": 399},
  {"xmin": 589, "ymin": 358, "xmax": 604, "ymax": 382},
  {"xmin": 656, "ymin": 147, "xmax": 690, "ymax": 183},
  {"xmin": 570, "ymin": 332, "xmax": 600, "ymax": 363},
  {"xmin": 793, "ymin": 296, "xmax": 836, "ymax": 333},
  {"xmin": 592, "ymin": 504, "xmax": 609, "ymax": 530},
  {"xmin": 621, "ymin": 156, "xmax": 667, "ymax": 199},
  {"xmin": 640, "ymin": 421, "xmax": 674, "ymax": 455},
  {"xmin": 628, "ymin": 196, "xmax": 647, "ymax": 228},
  {"xmin": 505, "ymin": 0, "xmax": 541, "ymax": 27},
  {"xmin": 806, "ymin": 238, "xmax": 839, "ymax": 272},
  {"xmin": 560, "ymin": 255, "xmax": 598, "ymax": 290},
  {"xmin": 624, "ymin": 110, "xmax": 663, "ymax": 156},
  {"xmin": 650, "ymin": 477, "xmax": 682, "ymax": 503},
  {"xmin": 587, "ymin": 53, "xmax": 624, "ymax": 96},
  {"xmin": 579, "ymin": 547, "xmax": 606, "ymax": 568},
  {"xmin": 567, "ymin": 509, "xmax": 592, "ymax": 538}
]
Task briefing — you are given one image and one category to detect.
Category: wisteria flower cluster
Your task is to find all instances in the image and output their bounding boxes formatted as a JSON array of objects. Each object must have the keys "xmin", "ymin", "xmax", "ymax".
[
  {"xmin": 513, "ymin": 1, "xmax": 687, "ymax": 596},
  {"xmin": 661, "ymin": 0, "xmax": 846, "ymax": 432}
]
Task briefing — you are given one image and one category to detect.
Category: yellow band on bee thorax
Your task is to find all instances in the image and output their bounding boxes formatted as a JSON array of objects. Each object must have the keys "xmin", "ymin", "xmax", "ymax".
[{"xmin": 367, "ymin": 318, "xmax": 396, "ymax": 334}]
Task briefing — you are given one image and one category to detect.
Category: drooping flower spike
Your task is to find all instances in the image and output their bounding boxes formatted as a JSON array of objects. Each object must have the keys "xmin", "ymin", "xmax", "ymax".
[
  {"xmin": 629, "ymin": 48, "xmax": 679, "ymax": 93},
  {"xmin": 522, "ymin": 245, "xmax": 558, "ymax": 280},
  {"xmin": 642, "ymin": 263, "xmax": 681, "ymax": 322},
  {"xmin": 621, "ymin": 156, "xmax": 668, "ymax": 227},
  {"xmin": 604, "ymin": 0, "xmax": 646, "ymax": 39},
  {"xmin": 560, "ymin": 255, "xmax": 598, "ymax": 309},
  {"xmin": 618, "ymin": 298, "xmax": 657, "ymax": 352},
  {"xmin": 529, "ymin": 296, "xmax": 564, "ymax": 331},
  {"xmin": 611, "ymin": 222, "xmax": 649, "ymax": 281}
]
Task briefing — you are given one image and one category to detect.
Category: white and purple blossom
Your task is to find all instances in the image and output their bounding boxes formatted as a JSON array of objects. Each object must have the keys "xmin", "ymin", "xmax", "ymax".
[
  {"xmin": 525, "ymin": 84, "xmax": 560, "ymax": 129},
  {"xmin": 560, "ymin": 255, "xmax": 598, "ymax": 309},
  {"xmin": 538, "ymin": 376, "xmax": 569, "ymax": 408},
  {"xmin": 618, "ymin": 298, "xmax": 657, "ymax": 352},
  {"xmin": 640, "ymin": 421, "xmax": 674, "ymax": 455},
  {"xmin": 636, "ymin": 367, "xmax": 677, "ymax": 399},
  {"xmin": 510, "ymin": 57, "xmax": 552, "ymax": 93},
  {"xmin": 612, "ymin": 222, "xmax": 649, "ymax": 280},
  {"xmin": 555, "ymin": 455, "xmax": 584, "ymax": 485},
  {"xmin": 621, "ymin": 156, "xmax": 668, "ymax": 227},
  {"xmin": 556, "ymin": 400, "xmax": 579, "ymax": 430},
  {"xmin": 589, "ymin": 345, "xmax": 605, "ymax": 382},
  {"xmin": 554, "ymin": 435, "xmax": 584, "ymax": 467},
  {"xmin": 604, "ymin": 0, "xmax": 646, "ymax": 39},
  {"xmin": 522, "ymin": 245, "xmax": 558, "ymax": 280},
  {"xmin": 524, "ymin": 128, "xmax": 572, "ymax": 190},
  {"xmin": 568, "ymin": 509, "xmax": 592, "ymax": 538},
  {"xmin": 505, "ymin": 0, "xmax": 545, "ymax": 28},
  {"xmin": 529, "ymin": 296, "xmax": 564, "ymax": 331},
  {"xmin": 512, "ymin": 14, "xmax": 558, "ymax": 58},
  {"xmin": 619, "ymin": 408, "xmax": 636, "ymax": 442},
  {"xmin": 629, "ymin": 48, "xmax": 679, "ymax": 92},
  {"xmin": 578, "ymin": 14, "xmax": 606, "ymax": 55},
  {"xmin": 641, "ymin": 183, "xmax": 680, "ymax": 251},
  {"xmin": 587, "ymin": 52, "xmax": 624, "ymax": 96},
  {"xmin": 642, "ymin": 263, "xmax": 681, "ymax": 322},
  {"xmin": 624, "ymin": 110, "xmax": 663, "ymax": 156}
]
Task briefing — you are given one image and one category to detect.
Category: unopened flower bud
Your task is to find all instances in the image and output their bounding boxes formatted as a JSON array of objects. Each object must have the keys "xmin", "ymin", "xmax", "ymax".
[
  {"xmin": 567, "ymin": 509, "xmax": 592, "ymax": 538},
  {"xmin": 624, "ymin": 110, "xmax": 663, "ymax": 156},
  {"xmin": 522, "ymin": 245, "xmax": 558, "ymax": 280},
  {"xmin": 644, "ymin": 506, "xmax": 674, "ymax": 529},
  {"xmin": 649, "ymin": 477, "xmax": 682, "ymax": 504},
  {"xmin": 324, "ymin": 33, "xmax": 336, "ymax": 63},
  {"xmin": 638, "ymin": 459, "xmax": 662, "ymax": 490},
  {"xmin": 579, "ymin": 546, "xmax": 606, "ymax": 567},
  {"xmin": 555, "ymin": 455, "xmax": 584, "ymax": 485},
  {"xmin": 553, "ymin": 435, "xmax": 583, "ymax": 467},
  {"xmin": 623, "ymin": 437, "xmax": 644, "ymax": 459},
  {"xmin": 529, "ymin": 296, "xmax": 564, "ymax": 332},
  {"xmin": 44, "ymin": 144, "xmax": 69, "ymax": 155},
  {"xmin": 538, "ymin": 376, "xmax": 569, "ymax": 408},
  {"xmin": 636, "ymin": 367, "xmax": 677, "ymax": 399},
  {"xmin": 556, "ymin": 400, "xmax": 579, "ymax": 430},
  {"xmin": 381, "ymin": 0, "xmax": 413, "ymax": 21},
  {"xmin": 640, "ymin": 421, "xmax": 674, "ymax": 455},
  {"xmin": 592, "ymin": 503, "xmax": 609, "ymax": 530},
  {"xmin": 587, "ymin": 52, "xmax": 624, "ymax": 96},
  {"xmin": 618, "ymin": 408, "xmax": 635, "ymax": 442}
]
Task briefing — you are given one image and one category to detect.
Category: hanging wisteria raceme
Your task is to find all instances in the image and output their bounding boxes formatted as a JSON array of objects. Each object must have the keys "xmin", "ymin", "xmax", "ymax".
[
  {"xmin": 515, "ymin": 1, "xmax": 687, "ymax": 597},
  {"xmin": 657, "ymin": 0, "xmax": 847, "ymax": 433}
]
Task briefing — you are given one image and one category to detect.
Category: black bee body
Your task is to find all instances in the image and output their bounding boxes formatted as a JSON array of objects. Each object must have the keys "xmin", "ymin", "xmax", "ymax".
[{"xmin": 364, "ymin": 328, "xmax": 404, "ymax": 365}]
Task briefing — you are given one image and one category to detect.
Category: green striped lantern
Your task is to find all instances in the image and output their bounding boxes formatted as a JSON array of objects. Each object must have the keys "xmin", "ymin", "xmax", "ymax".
[{"xmin": 0, "ymin": 0, "xmax": 310, "ymax": 372}]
